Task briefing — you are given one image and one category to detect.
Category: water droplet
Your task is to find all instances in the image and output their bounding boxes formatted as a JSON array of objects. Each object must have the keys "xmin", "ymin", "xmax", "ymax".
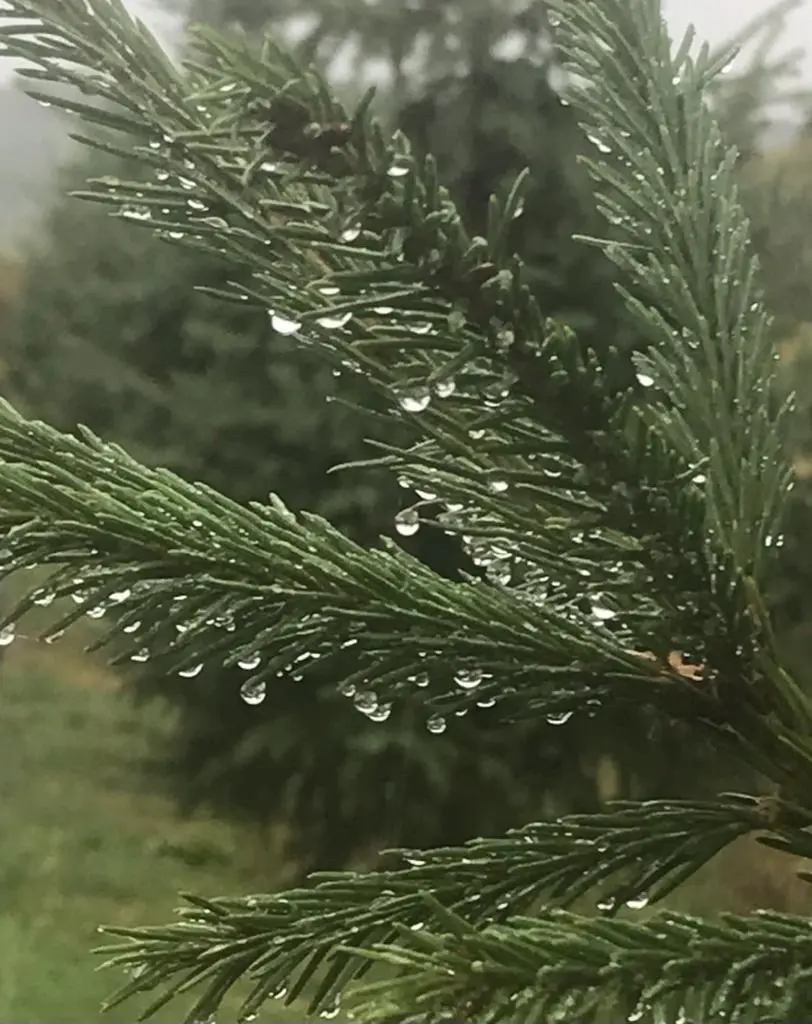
[
  {"xmin": 120, "ymin": 205, "xmax": 152, "ymax": 221},
  {"xmin": 487, "ymin": 476, "xmax": 509, "ymax": 493},
  {"xmin": 636, "ymin": 372, "xmax": 655, "ymax": 388},
  {"xmin": 546, "ymin": 710, "xmax": 573, "ymax": 725},
  {"xmin": 591, "ymin": 604, "xmax": 617, "ymax": 621},
  {"xmin": 32, "ymin": 589, "xmax": 55, "ymax": 607},
  {"xmin": 341, "ymin": 225, "xmax": 361, "ymax": 242},
  {"xmin": 433, "ymin": 378, "xmax": 456, "ymax": 398},
  {"xmin": 353, "ymin": 690, "xmax": 378, "ymax": 713},
  {"xmin": 179, "ymin": 663, "xmax": 203, "ymax": 678},
  {"xmin": 454, "ymin": 668, "xmax": 483, "ymax": 690},
  {"xmin": 692, "ymin": 473, "xmax": 706, "ymax": 485},
  {"xmin": 123, "ymin": 620, "xmax": 141, "ymax": 634},
  {"xmin": 468, "ymin": 428, "xmax": 486, "ymax": 440},
  {"xmin": 240, "ymin": 678, "xmax": 267, "ymax": 705},
  {"xmin": 597, "ymin": 896, "xmax": 616, "ymax": 913},
  {"xmin": 270, "ymin": 312, "xmax": 301, "ymax": 335},
  {"xmin": 0, "ymin": 624, "xmax": 15, "ymax": 646},
  {"xmin": 366, "ymin": 702, "xmax": 392, "ymax": 722},
  {"xmin": 131, "ymin": 648, "xmax": 150, "ymax": 663},
  {"xmin": 387, "ymin": 161, "xmax": 410, "ymax": 177},
  {"xmin": 238, "ymin": 653, "xmax": 261, "ymax": 671},
  {"xmin": 397, "ymin": 386, "xmax": 431, "ymax": 413},
  {"xmin": 316, "ymin": 311, "xmax": 352, "ymax": 329},
  {"xmin": 395, "ymin": 508, "xmax": 420, "ymax": 537},
  {"xmin": 110, "ymin": 588, "xmax": 131, "ymax": 603},
  {"xmin": 86, "ymin": 604, "xmax": 107, "ymax": 619},
  {"xmin": 338, "ymin": 680, "xmax": 356, "ymax": 698},
  {"xmin": 426, "ymin": 714, "xmax": 447, "ymax": 734},
  {"xmin": 476, "ymin": 696, "xmax": 497, "ymax": 708},
  {"xmin": 625, "ymin": 894, "xmax": 649, "ymax": 910},
  {"xmin": 586, "ymin": 132, "xmax": 612, "ymax": 154}
]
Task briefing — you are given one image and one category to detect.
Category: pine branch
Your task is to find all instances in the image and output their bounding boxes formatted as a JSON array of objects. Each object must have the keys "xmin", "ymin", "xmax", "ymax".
[
  {"xmin": 94, "ymin": 794, "xmax": 810, "ymax": 1021},
  {"xmin": 0, "ymin": 0, "xmax": 810, "ymax": 744},
  {"xmin": 1, "ymin": 3, "xmax": 812, "ymax": 1022},
  {"xmin": 0, "ymin": 399, "xmax": 722, "ymax": 730},
  {"xmin": 344, "ymin": 907, "xmax": 812, "ymax": 1023},
  {"xmin": 549, "ymin": 0, "xmax": 793, "ymax": 577}
]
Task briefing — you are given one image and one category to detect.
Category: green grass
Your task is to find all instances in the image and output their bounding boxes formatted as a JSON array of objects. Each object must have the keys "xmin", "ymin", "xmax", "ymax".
[{"xmin": 0, "ymin": 633, "xmax": 309, "ymax": 1022}]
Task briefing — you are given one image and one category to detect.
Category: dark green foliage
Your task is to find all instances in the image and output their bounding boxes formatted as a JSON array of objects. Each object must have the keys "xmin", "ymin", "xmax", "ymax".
[
  {"xmin": 1, "ymin": 0, "xmax": 812, "ymax": 1018},
  {"xmin": 2, "ymin": 0, "xmax": 735, "ymax": 870}
]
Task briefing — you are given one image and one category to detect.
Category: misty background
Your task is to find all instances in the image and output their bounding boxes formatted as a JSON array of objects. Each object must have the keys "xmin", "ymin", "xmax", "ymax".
[{"xmin": 0, "ymin": 0, "xmax": 809, "ymax": 249}]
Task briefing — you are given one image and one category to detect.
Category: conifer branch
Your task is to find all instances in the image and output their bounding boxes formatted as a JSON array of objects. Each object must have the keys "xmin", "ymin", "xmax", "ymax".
[
  {"xmin": 0, "ymin": 400, "xmax": 720, "ymax": 728},
  {"xmin": 94, "ymin": 794, "xmax": 809, "ymax": 1020},
  {"xmin": 0, "ymin": 2, "xmax": 811, "ymax": 1022},
  {"xmin": 345, "ymin": 908, "xmax": 812, "ymax": 1023},
  {"xmin": 0, "ymin": 0, "xmax": 809, "ymax": 743}
]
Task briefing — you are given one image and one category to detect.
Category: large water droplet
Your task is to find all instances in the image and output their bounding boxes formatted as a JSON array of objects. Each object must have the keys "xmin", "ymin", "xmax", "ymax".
[
  {"xmin": 433, "ymin": 378, "xmax": 456, "ymax": 398},
  {"xmin": 625, "ymin": 894, "xmax": 649, "ymax": 910},
  {"xmin": 86, "ymin": 604, "xmax": 107, "ymax": 619},
  {"xmin": 395, "ymin": 508, "xmax": 420, "ymax": 537},
  {"xmin": 120, "ymin": 205, "xmax": 152, "ymax": 221},
  {"xmin": 32, "ymin": 589, "xmax": 55, "ymax": 607},
  {"xmin": 546, "ymin": 710, "xmax": 573, "ymax": 725},
  {"xmin": 426, "ymin": 714, "xmax": 446, "ymax": 734},
  {"xmin": 487, "ymin": 475, "xmax": 509, "ymax": 494},
  {"xmin": 270, "ymin": 312, "xmax": 302, "ymax": 335},
  {"xmin": 123, "ymin": 620, "xmax": 141, "ymax": 634},
  {"xmin": 131, "ymin": 648, "xmax": 150, "ymax": 663},
  {"xmin": 179, "ymin": 663, "xmax": 204, "ymax": 678},
  {"xmin": 0, "ymin": 624, "xmax": 15, "ymax": 647},
  {"xmin": 316, "ymin": 311, "xmax": 352, "ymax": 329},
  {"xmin": 636, "ymin": 372, "xmax": 655, "ymax": 388},
  {"xmin": 353, "ymin": 689, "xmax": 378, "ymax": 713},
  {"xmin": 397, "ymin": 386, "xmax": 431, "ymax": 413},
  {"xmin": 454, "ymin": 668, "xmax": 483, "ymax": 690},
  {"xmin": 238, "ymin": 653, "xmax": 261, "ymax": 671},
  {"xmin": 366, "ymin": 702, "xmax": 392, "ymax": 722},
  {"xmin": 240, "ymin": 679, "xmax": 267, "ymax": 705}
]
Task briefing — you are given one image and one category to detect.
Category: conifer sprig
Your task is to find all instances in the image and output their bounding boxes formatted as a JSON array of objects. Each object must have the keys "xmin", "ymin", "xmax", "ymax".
[
  {"xmin": 0, "ymin": 0, "xmax": 809, "ymax": 740},
  {"xmin": 95, "ymin": 794, "xmax": 806, "ymax": 1020},
  {"xmin": 344, "ymin": 908, "xmax": 812, "ymax": 1023},
  {"xmin": 0, "ymin": 0, "xmax": 811, "ymax": 1022},
  {"xmin": 0, "ymin": 399, "xmax": 719, "ymax": 728}
]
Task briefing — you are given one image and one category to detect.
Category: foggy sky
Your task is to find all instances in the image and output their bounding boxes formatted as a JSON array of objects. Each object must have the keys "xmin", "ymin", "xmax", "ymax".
[{"xmin": 1, "ymin": 0, "xmax": 810, "ymax": 86}]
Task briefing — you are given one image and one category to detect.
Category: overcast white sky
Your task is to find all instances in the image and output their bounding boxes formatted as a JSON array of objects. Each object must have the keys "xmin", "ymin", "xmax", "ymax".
[{"xmin": 2, "ymin": 0, "xmax": 811, "ymax": 84}]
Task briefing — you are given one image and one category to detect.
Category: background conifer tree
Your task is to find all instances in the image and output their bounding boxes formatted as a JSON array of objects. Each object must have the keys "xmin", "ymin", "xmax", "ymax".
[{"xmin": 2, "ymin": 0, "xmax": 812, "ymax": 1021}]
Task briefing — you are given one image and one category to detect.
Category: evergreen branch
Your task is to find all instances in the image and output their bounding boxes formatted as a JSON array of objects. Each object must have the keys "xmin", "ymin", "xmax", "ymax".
[
  {"xmin": 548, "ymin": 0, "xmax": 794, "ymax": 580},
  {"xmin": 345, "ymin": 907, "xmax": 812, "ymax": 1023},
  {"xmin": 1, "ymin": 0, "xmax": 809, "ymax": 742},
  {"xmin": 94, "ymin": 794, "xmax": 801, "ymax": 1020},
  {"xmin": 0, "ymin": 400, "xmax": 708, "ymax": 727}
]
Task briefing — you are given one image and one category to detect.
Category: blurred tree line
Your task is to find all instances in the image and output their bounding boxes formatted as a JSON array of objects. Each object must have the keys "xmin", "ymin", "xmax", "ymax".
[{"xmin": 1, "ymin": 0, "xmax": 809, "ymax": 874}]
